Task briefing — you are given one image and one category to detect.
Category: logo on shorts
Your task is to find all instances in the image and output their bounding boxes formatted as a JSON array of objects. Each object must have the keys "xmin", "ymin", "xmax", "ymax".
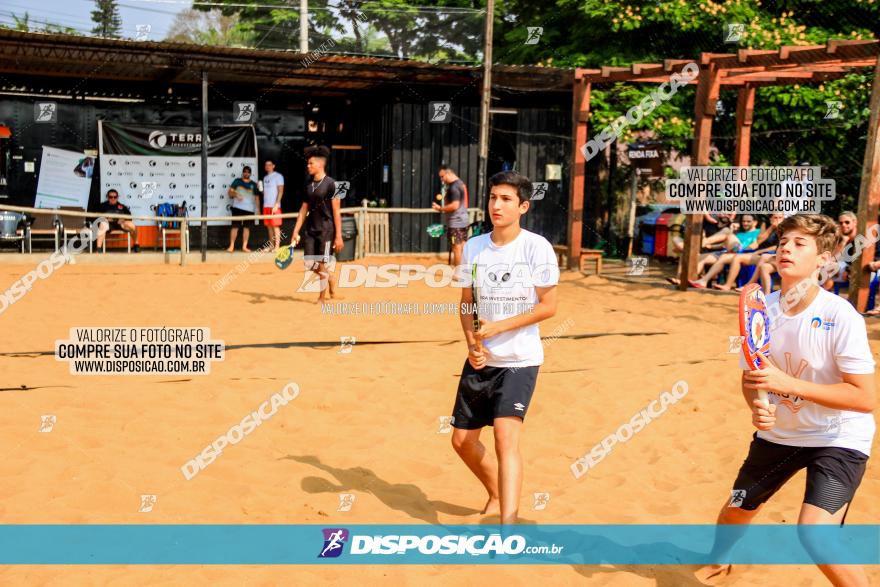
[
  {"xmin": 513, "ymin": 402, "xmax": 525, "ymax": 412},
  {"xmin": 319, "ymin": 528, "xmax": 349, "ymax": 558},
  {"xmin": 728, "ymin": 489, "xmax": 746, "ymax": 508}
]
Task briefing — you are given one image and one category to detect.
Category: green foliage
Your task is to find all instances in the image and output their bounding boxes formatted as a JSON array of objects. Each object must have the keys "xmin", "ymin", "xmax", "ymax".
[
  {"xmin": 91, "ymin": 0, "xmax": 122, "ymax": 39},
  {"xmin": 494, "ymin": 0, "xmax": 879, "ymax": 216}
]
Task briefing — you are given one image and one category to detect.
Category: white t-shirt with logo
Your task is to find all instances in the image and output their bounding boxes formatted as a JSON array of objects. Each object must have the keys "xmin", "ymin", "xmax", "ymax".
[
  {"xmin": 262, "ymin": 172, "xmax": 285, "ymax": 207},
  {"xmin": 740, "ymin": 288, "xmax": 876, "ymax": 455},
  {"xmin": 462, "ymin": 229, "xmax": 560, "ymax": 368}
]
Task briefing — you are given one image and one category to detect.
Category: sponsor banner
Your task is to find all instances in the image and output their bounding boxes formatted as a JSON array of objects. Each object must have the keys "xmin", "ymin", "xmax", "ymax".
[
  {"xmin": 100, "ymin": 123, "xmax": 256, "ymax": 157},
  {"xmin": 98, "ymin": 122, "xmax": 258, "ymax": 226},
  {"xmin": 0, "ymin": 525, "xmax": 876, "ymax": 564},
  {"xmin": 34, "ymin": 146, "xmax": 94, "ymax": 209}
]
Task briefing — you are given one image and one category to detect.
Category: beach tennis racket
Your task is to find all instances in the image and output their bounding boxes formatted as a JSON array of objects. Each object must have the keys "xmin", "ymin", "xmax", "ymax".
[
  {"xmin": 274, "ymin": 244, "xmax": 294, "ymax": 270},
  {"xmin": 427, "ymin": 223, "xmax": 446, "ymax": 238},
  {"xmin": 738, "ymin": 283, "xmax": 770, "ymax": 407},
  {"xmin": 471, "ymin": 262, "xmax": 482, "ymax": 353}
]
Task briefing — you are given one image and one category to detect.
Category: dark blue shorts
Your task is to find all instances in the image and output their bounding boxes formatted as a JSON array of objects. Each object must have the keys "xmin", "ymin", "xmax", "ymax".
[{"xmin": 451, "ymin": 360, "xmax": 539, "ymax": 429}]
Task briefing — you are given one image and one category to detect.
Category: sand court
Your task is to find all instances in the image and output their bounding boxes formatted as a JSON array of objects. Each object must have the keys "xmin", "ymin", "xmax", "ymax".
[{"xmin": 0, "ymin": 255, "xmax": 877, "ymax": 585}]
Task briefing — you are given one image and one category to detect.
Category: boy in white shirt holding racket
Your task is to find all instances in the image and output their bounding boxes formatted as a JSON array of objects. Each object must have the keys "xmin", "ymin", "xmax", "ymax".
[
  {"xmin": 450, "ymin": 171, "xmax": 559, "ymax": 525},
  {"xmin": 698, "ymin": 214, "xmax": 876, "ymax": 586}
]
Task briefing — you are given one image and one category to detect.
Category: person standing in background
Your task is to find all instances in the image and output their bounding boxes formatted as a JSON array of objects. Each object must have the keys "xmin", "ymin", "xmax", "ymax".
[
  {"xmin": 262, "ymin": 160, "xmax": 284, "ymax": 251},
  {"xmin": 227, "ymin": 165, "xmax": 259, "ymax": 252},
  {"xmin": 434, "ymin": 165, "xmax": 470, "ymax": 268}
]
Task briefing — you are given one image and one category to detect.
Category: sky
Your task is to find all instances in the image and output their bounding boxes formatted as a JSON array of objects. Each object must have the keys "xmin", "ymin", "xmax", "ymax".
[{"xmin": 0, "ymin": 0, "xmax": 183, "ymax": 39}]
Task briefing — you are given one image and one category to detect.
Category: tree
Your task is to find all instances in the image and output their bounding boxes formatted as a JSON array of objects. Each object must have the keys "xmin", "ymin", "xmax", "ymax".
[
  {"xmin": 12, "ymin": 12, "xmax": 30, "ymax": 32},
  {"xmin": 194, "ymin": 0, "xmax": 483, "ymax": 61},
  {"xmin": 91, "ymin": 0, "xmax": 122, "ymax": 39},
  {"xmin": 166, "ymin": 9, "xmax": 254, "ymax": 47},
  {"xmin": 492, "ymin": 0, "xmax": 880, "ymax": 216}
]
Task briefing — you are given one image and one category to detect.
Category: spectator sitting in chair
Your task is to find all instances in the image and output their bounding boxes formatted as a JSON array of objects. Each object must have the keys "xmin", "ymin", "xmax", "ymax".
[
  {"xmin": 691, "ymin": 213, "xmax": 783, "ymax": 290},
  {"xmin": 692, "ymin": 214, "xmax": 760, "ymax": 281},
  {"xmin": 95, "ymin": 189, "xmax": 140, "ymax": 252},
  {"xmin": 827, "ymin": 211, "xmax": 857, "ymax": 291}
]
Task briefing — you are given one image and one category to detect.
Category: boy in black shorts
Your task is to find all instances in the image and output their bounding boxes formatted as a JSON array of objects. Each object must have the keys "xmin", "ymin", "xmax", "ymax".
[
  {"xmin": 451, "ymin": 171, "xmax": 559, "ymax": 524},
  {"xmin": 291, "ymin": 146, "xmax": 344, "ymax": 304},
  {"xmin": 697, "ymin": 214, "xmax": 876, "ymax": 586}
]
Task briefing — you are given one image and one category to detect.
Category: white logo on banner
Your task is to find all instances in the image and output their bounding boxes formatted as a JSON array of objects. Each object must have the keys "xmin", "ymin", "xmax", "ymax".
[{"xmin": 148, "ymin": 131, "xmax": 167, "ymax": 149}]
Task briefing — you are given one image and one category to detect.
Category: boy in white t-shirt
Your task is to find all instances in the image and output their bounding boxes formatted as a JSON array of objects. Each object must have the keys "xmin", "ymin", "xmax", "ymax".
[
  {"xmin": 450, "ymin": 171, "xmax": 560, "ymax": 525},
  {"xmin": 697, "ymin": 214, "xmax": 876, "ymax": 586}
]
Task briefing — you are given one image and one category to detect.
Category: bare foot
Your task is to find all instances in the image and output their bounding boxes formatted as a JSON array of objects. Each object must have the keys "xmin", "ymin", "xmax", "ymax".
[
  {"xmin": 481, "ymin": 497, "xmax": 500, "ymax": 516},
  {"xmin": 694, "ymin": 563, "xmax": 732, "ymax": 585},
  {"xmin": 226, "ymin": 247, "xmax": 234, "ymax": 252},
  {"xmin": 330, "ymin": 293, "xmax": 344, "ymax": 300},
  {"xmin": 242, "ymin": 247, "xmax": 251, "ymax": 253},
  {"xmin": 713, "ymin": 283, "xmax": 733, "ymax": 291}
]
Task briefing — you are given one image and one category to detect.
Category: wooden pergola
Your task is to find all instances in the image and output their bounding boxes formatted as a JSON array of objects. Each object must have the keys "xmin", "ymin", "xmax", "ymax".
[{"xmin": 566, "ymin": 39, "xmax": 880, "ymax": 310}]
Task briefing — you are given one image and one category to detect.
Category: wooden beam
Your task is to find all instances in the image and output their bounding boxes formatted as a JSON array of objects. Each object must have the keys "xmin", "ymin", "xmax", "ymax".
[
  {"xmin": 568, "ymin": 73, "xmax": 590, "ymax": 270},
  {"xmin": 678, "ymin": 63, "xmax": 720, "ymax": 290},
  {"xmin": 734, "ymin": 84, "xmax": 755, "ymax": 166},
  {"xmin": 850, "ymin": 56, "xmax": 880, "ymax": 311}
]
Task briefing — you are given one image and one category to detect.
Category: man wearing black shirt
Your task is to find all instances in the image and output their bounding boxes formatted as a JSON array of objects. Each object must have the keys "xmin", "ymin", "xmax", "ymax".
[
  {"xmin": 291, "ymin": 146, "xmax": 343, "ymax": 303},
  {"xmin": 95, "ymin": 189, "xmax": 140, "ymax": 252}
]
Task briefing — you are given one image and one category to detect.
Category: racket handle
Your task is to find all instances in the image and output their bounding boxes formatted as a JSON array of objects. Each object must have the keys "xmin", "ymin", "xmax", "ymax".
[{"xmin": 757, "ymin": 390, "xmax": 769, "ymax": 408}]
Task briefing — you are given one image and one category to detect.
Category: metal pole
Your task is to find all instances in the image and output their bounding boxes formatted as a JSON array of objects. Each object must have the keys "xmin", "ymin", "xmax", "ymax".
[
  {"xmin": 200, "ymin": 71, "xmax": 208, "ymax": 262},
  {"xmin": 476, "ymin": 0, "xmax": 494, "ymax": 211},
  {"xmin": 300, "ymin": 0, "xmax": 309, "ymax": 53}
]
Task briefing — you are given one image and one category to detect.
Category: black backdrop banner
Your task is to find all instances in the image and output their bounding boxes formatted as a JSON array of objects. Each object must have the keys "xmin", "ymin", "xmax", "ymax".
[{"xmin": 100, "ymin": 123, "xmax": 256, "ymax": 157}]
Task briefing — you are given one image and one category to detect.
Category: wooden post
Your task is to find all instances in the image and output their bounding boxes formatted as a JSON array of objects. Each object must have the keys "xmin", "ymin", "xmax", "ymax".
[
  {"xmin": 200, "ymin": 71, "xmax": 208, "ymax": 262},
  {"xmin": 734, "ymin": 84, "xmax": 755, "ymax": 166},
  {"xmin": 851, "ymin": 57, "xmax": 880, "ymax": 311},
  {"xmin": 568, "ymin": 72, "xmax": 590, "ymax": 270},
  {"xmin": 678, "ymin": 62, "xmax": 720, "ymax": 290},
  {"xmin": 476, "ymin": 0, "xmax": 495, "ymax": 212}
]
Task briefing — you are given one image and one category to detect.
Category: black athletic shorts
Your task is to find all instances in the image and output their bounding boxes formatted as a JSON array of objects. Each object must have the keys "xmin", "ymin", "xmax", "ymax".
[
  {"xmin": 729, "ymin": 434, "xmax": 868, "ymax": 517},
  {"xmin": 303, "ymin": 230, "xmax": 334, "ymax": 267},
  {"xmin": 230, "ymin": 207, "xmax": 251, "ymax": 227},
  {"xmin": 451, "ymin": 360, "xmax": 539, "ymax": 429}
]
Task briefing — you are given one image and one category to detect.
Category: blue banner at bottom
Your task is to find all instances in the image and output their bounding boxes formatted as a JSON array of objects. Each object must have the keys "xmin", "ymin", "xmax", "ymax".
[{"xmin": 0, "ymin": 525, "xmax": 877, "ymax": 564}]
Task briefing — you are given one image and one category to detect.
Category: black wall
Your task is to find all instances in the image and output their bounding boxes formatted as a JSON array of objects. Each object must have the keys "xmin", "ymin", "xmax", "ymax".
[{"xmin": 0, "ymin": 94, "xmax": 571, "ymax": 250}]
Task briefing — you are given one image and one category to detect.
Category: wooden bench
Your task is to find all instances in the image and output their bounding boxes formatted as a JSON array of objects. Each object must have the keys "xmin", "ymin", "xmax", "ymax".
[{"xmin": 552, "ymin": 245, "xmax": 604, "ymax": 275}]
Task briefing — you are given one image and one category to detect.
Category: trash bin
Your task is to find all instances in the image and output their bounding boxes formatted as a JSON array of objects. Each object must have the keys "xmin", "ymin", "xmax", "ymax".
[
  {"xmin": 653, "ymin": 211, "xmax": 676, "ymax": 257},
  {"xmin": 336, "ymin": 215, "xmax": 359, "ymax": 262},
  {"xmin": 639, "ymin": 210, "xmax": 660, "ymax": 255}
]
